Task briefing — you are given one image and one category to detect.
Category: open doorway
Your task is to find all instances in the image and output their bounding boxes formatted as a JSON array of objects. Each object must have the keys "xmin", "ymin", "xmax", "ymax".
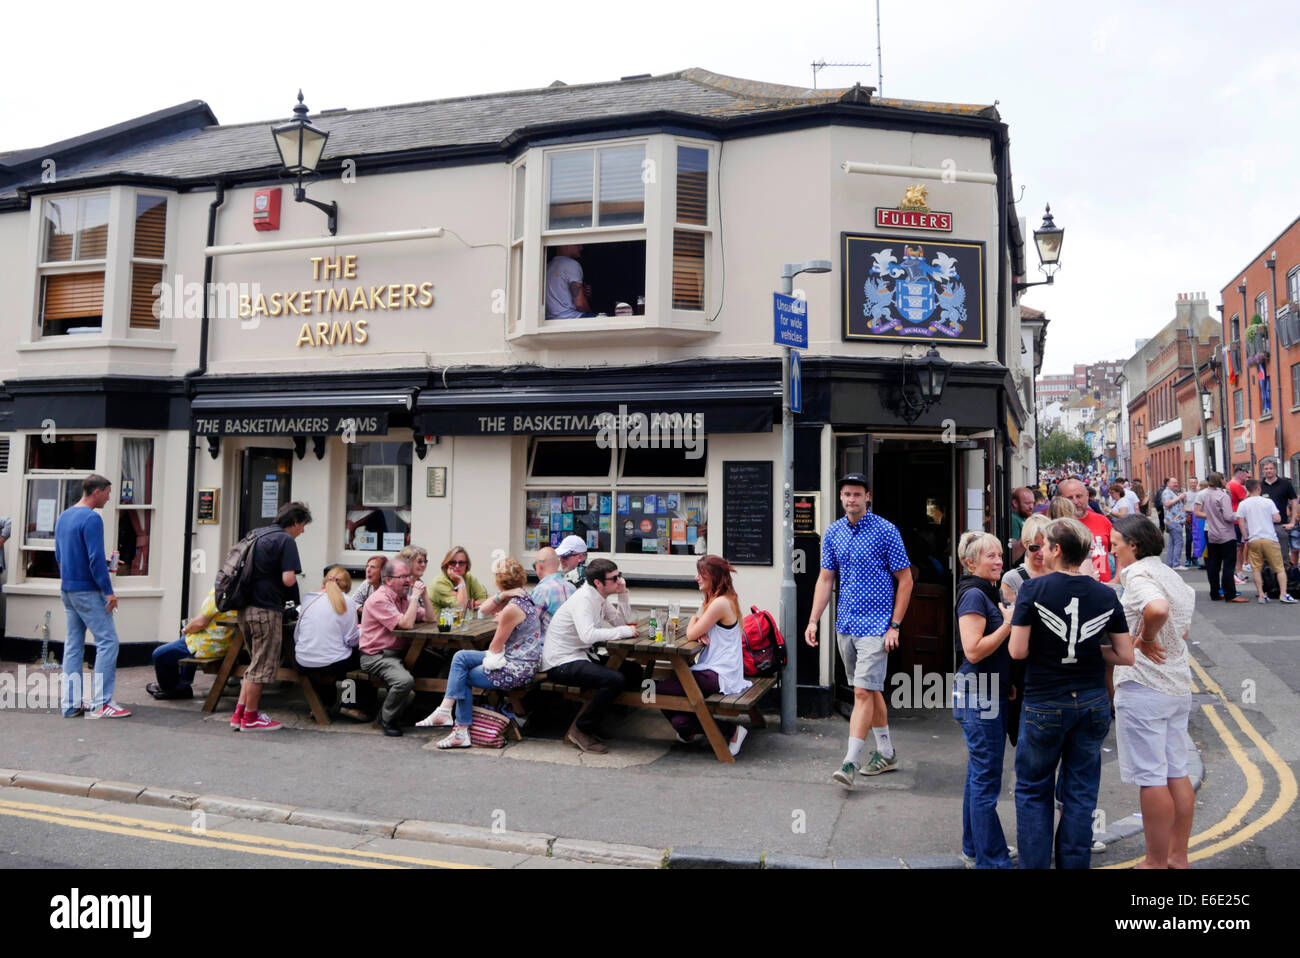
[{"xmin": 831, "ymin": 435, "xmax": 955, "ymax": 712}]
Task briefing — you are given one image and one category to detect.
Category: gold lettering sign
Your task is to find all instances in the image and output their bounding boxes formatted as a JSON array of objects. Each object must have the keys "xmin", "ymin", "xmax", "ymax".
[{"xmin": 235, "ymin": 255, "xmax": 435, "ymax": 347}]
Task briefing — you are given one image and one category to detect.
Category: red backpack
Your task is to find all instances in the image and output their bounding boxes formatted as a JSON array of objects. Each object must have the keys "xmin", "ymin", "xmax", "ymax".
[{"xmin": 742, "ymin": 606, "xmax": 787, "ymax": 678}]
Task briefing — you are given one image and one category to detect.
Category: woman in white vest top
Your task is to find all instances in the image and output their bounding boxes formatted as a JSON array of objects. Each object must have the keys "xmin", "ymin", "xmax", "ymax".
[{"xmin": 658, "ymin": 555, "xmax": 753, "ymax": 757}]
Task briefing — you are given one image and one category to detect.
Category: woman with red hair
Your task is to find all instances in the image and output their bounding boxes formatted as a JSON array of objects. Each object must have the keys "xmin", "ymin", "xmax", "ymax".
[{"xmin": 659, "ymin": 554, "xmax": 753, "ymax": 757}]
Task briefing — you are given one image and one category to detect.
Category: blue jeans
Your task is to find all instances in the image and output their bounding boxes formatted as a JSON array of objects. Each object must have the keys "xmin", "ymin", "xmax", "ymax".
[
  {"xmin": 1014, "ymin": 688, "xmax": 1111, "ymax": 869},
  {"xmin": 445, "ymin": 650, "xmax": 496, "ymax": 726},
  {"xmin": 152, "ymin": 636, "xmax": 194, "ymax": 692},
  {"xmin": 1165, "ymin": 524, "xmax": 1184, "ymax": 567},
  {"xmin": 954, "ymin": 698, "xmax": 1014, "ymax": 868},
  {"xmin": 61, "ymin": 590, "xmax": 120, "ymax": 712}
]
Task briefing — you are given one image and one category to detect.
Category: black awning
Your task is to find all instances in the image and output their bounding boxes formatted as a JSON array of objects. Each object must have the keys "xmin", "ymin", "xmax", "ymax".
[
  {"xmin": 191, "ymin": 388, "xmax": 415, "ymax": 437},
  {"xmin": 416, "ymin": 383, "xmax": 778, "ymax": 436}
]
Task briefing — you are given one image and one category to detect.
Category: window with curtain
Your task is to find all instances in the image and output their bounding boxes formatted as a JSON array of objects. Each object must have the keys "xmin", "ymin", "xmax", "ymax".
[
  {"xmin": 22, "ymin": 434, "xmax": 97, "ymax": 579},
  {"xmin": 117, "ymin": 437, "xmax": 155, "ymax": 576},
  {"xmin": 130, "ymin": 194, "xmax": 167, "ymax": 330},
  {"xmin": 1256, "ymin": 292, "xmax": 1269, "ymax": 324},
  {"xmin": 1288, "ymin": 268, "xmax": 1300, "ymax": 309}
]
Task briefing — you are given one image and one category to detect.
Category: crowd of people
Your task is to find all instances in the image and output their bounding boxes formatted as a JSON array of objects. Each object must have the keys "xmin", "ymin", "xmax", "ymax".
[{"xmin": 1019, "ymin": 457, "xmax": 1299, "ymax": 604}]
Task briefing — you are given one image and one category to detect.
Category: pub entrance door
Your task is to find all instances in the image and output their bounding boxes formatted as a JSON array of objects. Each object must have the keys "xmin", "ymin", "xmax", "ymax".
[
  {"xmin": 239, "ymin": 448, "xmax": 293, "ymax": 539},
  {"xmin": 831, "ymin": 435, "xmax": 956, "ymax": 715}
]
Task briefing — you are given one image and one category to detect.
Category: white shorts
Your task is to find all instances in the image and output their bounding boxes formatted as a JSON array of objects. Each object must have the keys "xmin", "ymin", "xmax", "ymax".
[
  {"xmin": 1114, "ymin": 680, "xmax": 1192, "ymax": 787},
  {"xmin": 837, "ymin": 632, "xmax": 888, "ymax": 691}
]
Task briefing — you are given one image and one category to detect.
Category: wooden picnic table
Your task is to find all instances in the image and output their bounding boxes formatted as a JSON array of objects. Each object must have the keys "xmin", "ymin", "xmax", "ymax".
[
  {"xmin": 192, "ymin": 622, "xmax": 331, "ymax": 724},
  {"xmin": 541, "ymin": 615, "xmax": 772, "ymax": 764}
]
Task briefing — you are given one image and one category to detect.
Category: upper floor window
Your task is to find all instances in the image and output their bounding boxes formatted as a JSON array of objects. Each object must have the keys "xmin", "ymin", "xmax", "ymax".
[
  {"xmin": 1256, "ymin": 292, "xmax": 1269, "ymax": 324},
  {"xmin": 521, "ymin": 136, "xmax": 717, "ymax": 330},
  {"xmin": 1287, "ymin": 267, "xmax": 1300, "ymax": 309},
  {"xmin": 1231, "ymin": 314, "xmax": 1240, "ymax": 342},
  {"xmin": 40, "ymin": 193, "xmax": 109, "ymax": 336},
  {"xmin": 37, "ymin": 189, "xmax": 169, "ymax": 338}
]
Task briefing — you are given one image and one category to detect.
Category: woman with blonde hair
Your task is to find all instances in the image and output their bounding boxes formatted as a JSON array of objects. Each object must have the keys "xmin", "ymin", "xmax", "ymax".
[
  {"xmin": 431, "ymin": 545, "xmax": 489, "ymax": 612},
  {"xmin": 953, "ymin": 530, "xmax": 1017, "ymax": 867},
  {"xmin": 1002, "ymin": 514, "xmax": 1052, "ymax": 604},
  {"xmin": 293, "ymin": 567, "xmax": 374, "ymax": 720},
  {"xmin": 419, "ymin": 552, "xmax": 542, "ymax": 747}
]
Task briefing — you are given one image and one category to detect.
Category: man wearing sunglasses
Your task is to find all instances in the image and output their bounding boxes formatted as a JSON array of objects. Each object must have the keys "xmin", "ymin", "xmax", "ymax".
[{"xmin": 541, "ymin": 558, "xmax": 641, "ymax": 753}]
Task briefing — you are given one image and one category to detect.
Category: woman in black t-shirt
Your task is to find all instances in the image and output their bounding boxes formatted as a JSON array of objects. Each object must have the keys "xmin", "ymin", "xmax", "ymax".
[{"xmin": 1009, "ymin": 517, "xmax": 1134, "ymax": 869}]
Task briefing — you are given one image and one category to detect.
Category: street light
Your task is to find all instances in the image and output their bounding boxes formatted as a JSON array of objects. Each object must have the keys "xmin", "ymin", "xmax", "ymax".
[
  {"xmin": 899, "ymin": 346, "xmax": 951, "ymax": 423},
  {"xmin": 1014, "ymin": 204, "xmax": 1064, "ymax": 294},
  {"xmin": 272, "ymin": 91, "xmax": 339, "ymax": 235},
  {"xmin": 780, "ymin": 258, "xmax": 831, "ymax": 735}
]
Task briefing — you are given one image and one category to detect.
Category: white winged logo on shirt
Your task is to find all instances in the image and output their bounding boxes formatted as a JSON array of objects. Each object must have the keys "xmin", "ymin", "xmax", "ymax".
[{"xmin": 1035, "ymin": 600, "xmax": 1111, "ymax": 664}]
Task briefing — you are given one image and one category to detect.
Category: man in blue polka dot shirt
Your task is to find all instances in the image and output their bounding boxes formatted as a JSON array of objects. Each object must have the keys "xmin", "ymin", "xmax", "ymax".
[{"xmin": 806, "ymin": 473, "xmax": 912, "ymax": 788}]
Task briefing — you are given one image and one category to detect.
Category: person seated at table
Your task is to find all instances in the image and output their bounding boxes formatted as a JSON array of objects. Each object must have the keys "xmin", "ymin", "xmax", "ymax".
[
  {"xmin": 418, "ymin": 553, "xmax": 544, "ymax": 747},
  {"xmin": 359, "ymin": 559, "xmax": 430, "ymax": 736},
  {"xmin": 431, "ymin": 546, "xmax": 488, "ymax": 613},
  {"xmin": 481, "ymin": 545, "xmax": 573, "ymax": 637},
  {"xmin": 147, "ymin": 586, "xmax": 237, "ymax": 700},
  {"xmin": 397, "ymin": 545, "xmax": 437, "ymax": 620},
  {"xmin": 350, "ymin": 554, "xmax": 387, "ymax": 608},
  {"xmin": 541, "ymin": 558, "xmax": 642, "ymax": 754},
  {"xmin": 658, "ymin": 555, "xmax": 752, "ymax": 757},
  {"xmin": 294, "ymin": 567, "xmax": 375, "ymax": 721}
]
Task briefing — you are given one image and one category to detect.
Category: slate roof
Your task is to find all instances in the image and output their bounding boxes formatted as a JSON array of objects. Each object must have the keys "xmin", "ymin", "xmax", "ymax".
[{"xmin": 1, "ymin": 68, "xmax": 998, "ymax": 201}]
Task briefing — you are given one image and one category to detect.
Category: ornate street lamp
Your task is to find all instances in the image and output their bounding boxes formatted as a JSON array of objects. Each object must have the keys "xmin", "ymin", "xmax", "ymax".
[
  {"xmin": 1014, "ymin": 204, "xmax": 1064, "ymax": 294},
  {"xmin": 900, "ymin": 346, "xmax": 951, "ymax": 424},
  {"xmin": 272, "ymin": 91, "xmax": 338, "ymax": 234}
]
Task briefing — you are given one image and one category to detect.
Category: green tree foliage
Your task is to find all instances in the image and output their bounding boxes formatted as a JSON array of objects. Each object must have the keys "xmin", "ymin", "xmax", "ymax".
[{"xmin": 1038, "ymin": 429, "xmax": 1090, "ymax": 467}]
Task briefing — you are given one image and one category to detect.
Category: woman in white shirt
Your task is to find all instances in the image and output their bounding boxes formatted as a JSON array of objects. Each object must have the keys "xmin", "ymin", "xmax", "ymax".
[
  {"xmin": 659, "ymin": 555, "xmax": 753, "ymax": 757},
  {"xmin": 1109, "ymin": 515, "xmax": 1197, "ymax": 869},
  {"xmin": 294, "ymin": 567, "xmax": 373, "ymax": 720}
]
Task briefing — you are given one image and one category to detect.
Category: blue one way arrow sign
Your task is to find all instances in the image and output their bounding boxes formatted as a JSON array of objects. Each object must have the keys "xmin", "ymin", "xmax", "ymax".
[{"xmin": 773, "ymin": 293, "xmax": 809, "ymax": 349}]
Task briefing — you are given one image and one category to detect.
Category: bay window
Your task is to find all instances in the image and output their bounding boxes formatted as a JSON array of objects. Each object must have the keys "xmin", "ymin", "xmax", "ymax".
[{"xmin": 515, "ymin": 135, "xmax": 717, "ymax": 337}]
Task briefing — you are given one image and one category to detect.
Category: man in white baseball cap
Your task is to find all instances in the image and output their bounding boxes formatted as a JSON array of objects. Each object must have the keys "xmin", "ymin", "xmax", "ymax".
[{"xmin": 556, "ymin": 534, "xmax": 588, "ymax": 587}]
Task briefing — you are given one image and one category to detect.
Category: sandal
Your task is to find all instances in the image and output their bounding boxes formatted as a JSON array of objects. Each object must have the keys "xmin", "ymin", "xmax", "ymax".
[
  {"xmin": 416, "ymin": 707, "xmax": 454, "ymax": 728},
  {"xmin": 436, "ymin": 726, "xmax": 472, "ymax": 749}
]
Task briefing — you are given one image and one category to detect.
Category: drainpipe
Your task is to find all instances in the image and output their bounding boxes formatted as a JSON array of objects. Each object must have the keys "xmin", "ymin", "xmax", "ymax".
[
  {"xmin": 178, "ymin": 181, "xmax": 225, "ymax": 625},
  {"xmin": 994, "ymin": 124, "xmax": 1010, "ymax": 545},
  {"xmin": 1265, "ymin": 258, "xmax": 1286, "ymax": 470}
]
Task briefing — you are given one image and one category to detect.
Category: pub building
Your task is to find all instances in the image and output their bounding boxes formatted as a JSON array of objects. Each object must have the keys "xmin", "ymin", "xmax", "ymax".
[{"xmin": 0, "ymin": 69, "xmax": 1043, "ymax": 716}]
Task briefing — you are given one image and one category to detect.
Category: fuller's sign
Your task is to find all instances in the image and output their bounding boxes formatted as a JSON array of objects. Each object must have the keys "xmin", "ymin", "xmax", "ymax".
[{"xmin": 875, "ymin": 207, "xmax": 952, "ymax": 231}]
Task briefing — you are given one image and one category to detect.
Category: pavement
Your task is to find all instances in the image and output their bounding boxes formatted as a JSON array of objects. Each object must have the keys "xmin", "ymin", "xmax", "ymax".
[{"xmin": 5, "ymin": 566, "xmax": 1288, "ymax": 869}]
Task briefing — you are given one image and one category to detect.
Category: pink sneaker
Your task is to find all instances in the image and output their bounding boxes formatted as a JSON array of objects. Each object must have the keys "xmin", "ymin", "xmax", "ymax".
[
  {"xmin": 240, "ymin": 711, "xmax": 282, "ymax": 732},
  {"xmin": 230, "ymin": 706, "xmax": 245, "ymax": 731},
  {"xmin": 85, "ymin": 702, "xmax": 131, "ymax": 719}
]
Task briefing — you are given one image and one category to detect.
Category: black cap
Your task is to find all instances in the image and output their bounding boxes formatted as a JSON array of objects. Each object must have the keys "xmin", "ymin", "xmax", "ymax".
[{"xmin": 838, "ymin": 472, "xmax": 870, "ymax": 492}]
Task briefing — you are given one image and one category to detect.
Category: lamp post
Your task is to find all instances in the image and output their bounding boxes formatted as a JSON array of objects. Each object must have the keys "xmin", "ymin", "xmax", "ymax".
[
  {"xmin": 272, "ymin": 91, "xmax": 338, "ymax": 235},
  {"xmin": 1013, "ymin": 205, "xmax": 1064, "ymax": 294},
  {"xmin": 899, "ymin": 346, "xmax": 952, "ymax": 424},
  {"xmin": 780, "ymin": 259, "xmax": 831, "ymax": 734},
  {"xmin": 1238, "ymin": 282, "xmax": 1255, "ymax": 471},
  {"xmin": 1265, "ymin": 256, "xmax": 1286, "ymax": 469}
]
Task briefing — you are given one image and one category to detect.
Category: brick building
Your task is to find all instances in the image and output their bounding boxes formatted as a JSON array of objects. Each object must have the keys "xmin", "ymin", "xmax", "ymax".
[{"xmin": 1218, "ymin": 214, "xmax": 1300, "ymax": 478}]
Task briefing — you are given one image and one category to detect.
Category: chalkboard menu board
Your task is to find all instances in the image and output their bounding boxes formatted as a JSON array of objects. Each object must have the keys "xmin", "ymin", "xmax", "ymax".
[{"xmin": 723, "ymin": 460, "xmax": 773, "ymax": 565}]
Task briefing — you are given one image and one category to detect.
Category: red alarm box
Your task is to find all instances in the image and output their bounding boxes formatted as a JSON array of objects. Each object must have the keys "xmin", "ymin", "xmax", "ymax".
[{"xmin": 253, "ymin": 188, "xmax": 281, "ymax": 231}]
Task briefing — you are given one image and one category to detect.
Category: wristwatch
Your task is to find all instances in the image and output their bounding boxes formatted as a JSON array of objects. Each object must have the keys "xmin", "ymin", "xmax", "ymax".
[{"xmin": 889, "ymin": 621, "xmax": 902, "ymax": 630}]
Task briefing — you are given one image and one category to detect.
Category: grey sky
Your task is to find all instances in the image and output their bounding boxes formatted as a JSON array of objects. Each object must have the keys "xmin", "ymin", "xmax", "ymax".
[{"xmin": 5, "ymin": 1, "xmax": 1292, "ymax": 375}]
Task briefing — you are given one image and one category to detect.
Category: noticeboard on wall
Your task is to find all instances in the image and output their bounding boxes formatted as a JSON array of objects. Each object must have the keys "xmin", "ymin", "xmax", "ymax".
[{"xmin": 722, "ymin": 461, "xmax": 773, "ymax": 565}]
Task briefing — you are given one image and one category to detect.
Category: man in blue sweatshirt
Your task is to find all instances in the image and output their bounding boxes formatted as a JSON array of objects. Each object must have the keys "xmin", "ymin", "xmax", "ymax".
[{"xmin": 54, "ymin": 474, "xmax": 129, "ymax": 718}]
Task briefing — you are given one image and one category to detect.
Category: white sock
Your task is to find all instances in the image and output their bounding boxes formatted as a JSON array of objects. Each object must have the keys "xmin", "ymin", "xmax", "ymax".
[
  {"xmin": 844, "ymin": 737, "xmax": 866, "ymax": 768},
  {"xmin": 874, "ymin": 725, "xmax": 894, "ymax": 759}
]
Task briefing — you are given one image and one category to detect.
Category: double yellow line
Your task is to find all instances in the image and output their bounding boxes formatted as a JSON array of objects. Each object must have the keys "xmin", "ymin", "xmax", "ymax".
[
  {"xmin": 1102, "ymin": 653, "xmax": 1297, "ymax": 868},
  {"xmin": 0, "ymin": 796, "xmax": 485, "ymax": 869}
]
